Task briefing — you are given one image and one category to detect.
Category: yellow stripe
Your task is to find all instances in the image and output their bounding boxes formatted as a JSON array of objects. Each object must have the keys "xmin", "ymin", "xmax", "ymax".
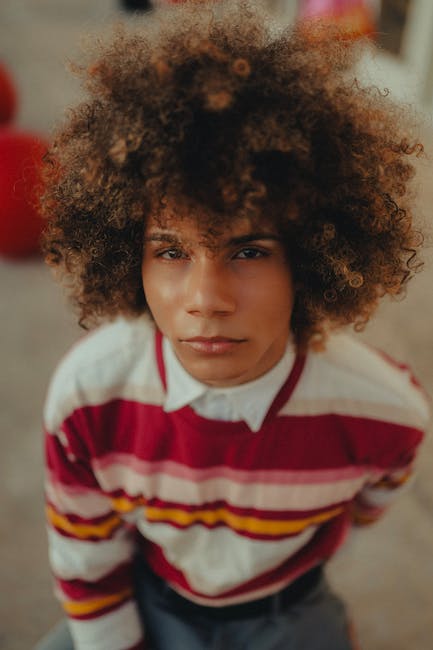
[
  {"xmin": 145, "ymin": 505, "xmax": 343, "ymax": 536},
  {"xmin": 46, "ymin": 505, "xmax": 121, "ymax": 540},
  {"xmin": 374, "ymin": 471, "xmax": 412, "ymax": 489},
  {"xmin": 110, "ymin": 495, "xmax": 145, "ymax": 513},
  {"xmin": 63, "ymin": 588, "xmax": 132, "ymax": 616}
]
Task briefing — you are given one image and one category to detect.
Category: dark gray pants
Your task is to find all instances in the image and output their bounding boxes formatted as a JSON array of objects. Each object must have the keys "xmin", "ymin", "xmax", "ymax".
[{"xmin": 34, "ymin": 564, "xmax": 353, "ymax": 650}]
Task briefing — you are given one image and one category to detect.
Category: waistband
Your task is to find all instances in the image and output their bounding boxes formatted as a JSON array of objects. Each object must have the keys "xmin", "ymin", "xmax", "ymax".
[{"xmin": 158, "ymin": 566, "xmax": 323, "ymax": 621}]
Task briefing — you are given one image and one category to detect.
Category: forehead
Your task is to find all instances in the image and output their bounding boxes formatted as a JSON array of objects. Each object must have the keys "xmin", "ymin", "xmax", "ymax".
[{"xmin": 144, "ymin": 213, "xmax": 278, "ymax": 246}]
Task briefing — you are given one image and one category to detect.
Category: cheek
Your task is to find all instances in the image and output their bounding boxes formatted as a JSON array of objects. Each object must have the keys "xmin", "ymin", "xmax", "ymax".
[
  {"xmin": 142, "ymin": 267, "xmax": 161, "ymax": 313},
  {"xmin": 142, "ymin": 265, "xmax": 181, "ymax": 327},
  {"xmin": 249, "ymin": 274, "xmax": 294, "ymax": 322}
]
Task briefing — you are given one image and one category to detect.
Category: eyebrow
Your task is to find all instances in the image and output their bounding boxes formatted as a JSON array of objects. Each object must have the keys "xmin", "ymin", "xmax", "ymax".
[
  {"xmin": 144, "ymin": 233, "xmax": 180, "ymax": 244},
  {"xmin": 228, "ymin": 233, "xmax": 280, "ymax": 245},
  {"xmin": 144, "ymin": 232, "xmax": 280, "ymax": 246}
]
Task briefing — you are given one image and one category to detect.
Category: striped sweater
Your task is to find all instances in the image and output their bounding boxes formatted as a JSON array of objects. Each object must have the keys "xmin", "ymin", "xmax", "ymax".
[{"xmin": 44, "ymin": 316, "xmax": 429, "ymax": 650}]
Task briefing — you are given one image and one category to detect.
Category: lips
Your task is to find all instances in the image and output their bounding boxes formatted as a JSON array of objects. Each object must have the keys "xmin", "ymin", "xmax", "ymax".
[{"xmin": 181, "ymin": 336, "xmax": 246, "ymax": 354}]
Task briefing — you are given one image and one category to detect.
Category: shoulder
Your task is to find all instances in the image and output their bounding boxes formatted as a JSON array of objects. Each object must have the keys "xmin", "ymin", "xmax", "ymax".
[
  {"xmin": 284, "ymin": 332, "xmax": 430, "ymax": 428},
  {"xmin": 52, "ymin": 316, "xmax": 155, "ymax": 375},
  {"xmin": 44, "ymin": 316, "xmax": 164, "ymax": 431}
]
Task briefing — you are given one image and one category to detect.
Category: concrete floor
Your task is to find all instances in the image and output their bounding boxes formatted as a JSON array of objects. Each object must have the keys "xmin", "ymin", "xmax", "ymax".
[{"xmin": 1, "ymin": 2, "xmax": 433, "ymax": 649}]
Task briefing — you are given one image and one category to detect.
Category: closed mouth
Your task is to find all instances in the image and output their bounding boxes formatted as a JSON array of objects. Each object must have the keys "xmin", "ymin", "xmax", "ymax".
[
  {"xmin": 183, "ymin": 336, "xmax": 245, "ymax": 343},
  {"xmin": 180, "ymin": 337, "xmax": 246, "ymax": 354}
]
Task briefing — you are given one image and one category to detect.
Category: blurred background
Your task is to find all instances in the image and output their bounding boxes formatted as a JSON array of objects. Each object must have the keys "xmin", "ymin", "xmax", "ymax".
[{"xmin": 1, "ymin": 1, "xmax": 433, "ymax": 648}]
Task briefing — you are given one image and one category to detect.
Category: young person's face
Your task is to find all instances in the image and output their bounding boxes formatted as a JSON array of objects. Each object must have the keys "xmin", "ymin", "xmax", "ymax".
[{"xmin": 142, "ymin": 215, "xmax": 294, "ymax": 387}]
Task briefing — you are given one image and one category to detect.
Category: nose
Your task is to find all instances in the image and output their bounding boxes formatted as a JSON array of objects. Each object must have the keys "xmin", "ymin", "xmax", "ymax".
[{"xmin": 184, "ymin": 257, "xmax": 236, "ymax": 317}]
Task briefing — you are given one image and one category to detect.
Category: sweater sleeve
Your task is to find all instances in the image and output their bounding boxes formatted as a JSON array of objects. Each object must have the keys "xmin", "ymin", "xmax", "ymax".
[
  {"xmin": 350, "ymin": 357, "xmax": 430, "ymax": 527},
  {"xmin": 44, "ymin": 418, "xmax": 147, "ymax": 650},
  {"xmin": 352, "ymin": 427, "xmax": 425, "ymax": 526}
]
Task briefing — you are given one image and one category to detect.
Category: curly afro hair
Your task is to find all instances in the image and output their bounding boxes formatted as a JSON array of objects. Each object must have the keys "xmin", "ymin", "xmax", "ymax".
[{"xmin": 41, "ymin": 0, "xmax": 424, "ymax": 349}]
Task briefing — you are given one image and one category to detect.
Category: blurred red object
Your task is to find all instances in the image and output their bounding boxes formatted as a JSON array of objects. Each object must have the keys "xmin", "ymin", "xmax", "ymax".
[
  {"xmin": 298, "ymin": 0, "xmax": 377, "ymax": 39},
  {"xmin": 0, "ymin": 128, "xmax": 48, "ymax": 258},
  {"xmin": 0, "ymin": 62, "xmax": 18, "ymax": 124}
]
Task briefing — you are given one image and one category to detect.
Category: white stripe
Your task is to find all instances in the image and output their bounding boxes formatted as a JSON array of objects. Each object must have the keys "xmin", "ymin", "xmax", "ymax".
[
  {"xmin": 43, "ymin": 317, "xmax": 163, "ymax": 432},
  {"xmin": 95, "ymin": 462, "xmax": 376, "ymax": 511},
  {"xmin": 45, "ymin": 381, "xmax": 164, "ymax": 434},
  {"xmin": 68, "ymin": 601, "xmax": 143, "ymax": 650},
  {"xmin": 136, "ymin": 518, "xmax": 317, "ymax": 596},
  {"xmin": 45, "ymin": 479, "xmax": 112, "ymax": 518},
  {"xmin": 281, "ymin": 334, "xmax": 429, "ymax": 427},
  {"xmin": 358, "ymin": 477, "xmax": 413, "ymax": 508},
  {"xmin": 48, "ymin": 527, "xmax": 134, "ymax": 581},
  {"xmin": 278, "ymin": 397, "xmax": 426, "ymax": 428}
]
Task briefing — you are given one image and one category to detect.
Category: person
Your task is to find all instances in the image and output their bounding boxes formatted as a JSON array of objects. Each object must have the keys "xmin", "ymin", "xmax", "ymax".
[{"xmin": 36, "ymin": 2, "xmax": 430, "ymax": 649}]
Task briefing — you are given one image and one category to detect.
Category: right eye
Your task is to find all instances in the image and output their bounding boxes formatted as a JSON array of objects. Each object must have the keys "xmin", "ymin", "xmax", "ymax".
[{"xmin": 157, "ymin": 248, "xmax": 187, "ymax": 260}]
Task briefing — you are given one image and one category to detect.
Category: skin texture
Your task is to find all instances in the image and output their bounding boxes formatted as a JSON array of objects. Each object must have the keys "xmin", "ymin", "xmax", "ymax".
[{"xmin": 142, "ymin": 215, "xmax": 293, "ymax": 386}]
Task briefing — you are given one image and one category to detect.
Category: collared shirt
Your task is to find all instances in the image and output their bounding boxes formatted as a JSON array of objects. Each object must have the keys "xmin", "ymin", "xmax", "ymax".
[{"xmin": 163, "ymin": 337, "xmax": 296, "ymax": 432}]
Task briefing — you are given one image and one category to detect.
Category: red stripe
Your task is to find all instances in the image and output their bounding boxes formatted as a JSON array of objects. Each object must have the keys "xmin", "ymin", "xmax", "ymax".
[
  {"xmin": 265, "ymin": 353, "xmax": 306, "ymax": 420},
  {"xmin": 47, "ymin": 500, "xmax": 118, "ymax": 527},
  {"xmin": 143, "ymin": 496, "xmax": 344, "ymax": 520},
  {"xmin": 65, "ymin": 401, "xmax": 422, "ymax": 472},
  {"xmin": 370, "ymin": 345, "xmax": 430, "ymax": 396},
  {"xmin": 48, "ymin": 524, "xmax": 123, "ymax": 544},
  {"xmin": 56, "ymin": 563, "xmax": 133, "ymax": 601},
  {"xmin": 142, "ymin": 518, "xmax": 334, "ymax": 542},
  {"xmin": 155, "ymin": 328, "xmax": 166, "ymax": 389},
  {"xmin": 45, "ymin": 435, "xmax": 99, "ymax": 489},
  {"xmin": 106, "ymin": 484, "xmax": 348, "ymax": 519}
]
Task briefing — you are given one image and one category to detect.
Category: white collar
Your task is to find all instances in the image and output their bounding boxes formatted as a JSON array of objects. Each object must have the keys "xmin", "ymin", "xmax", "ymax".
[{"xmin": 163, "ymin": 337, "xmax": 296, "ymax": 432}]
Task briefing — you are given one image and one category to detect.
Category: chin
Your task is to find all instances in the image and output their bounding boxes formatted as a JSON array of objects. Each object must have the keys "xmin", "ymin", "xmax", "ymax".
[{"xmin": 192, "ymin": 367, "xmax": 249, "ymax": 388}]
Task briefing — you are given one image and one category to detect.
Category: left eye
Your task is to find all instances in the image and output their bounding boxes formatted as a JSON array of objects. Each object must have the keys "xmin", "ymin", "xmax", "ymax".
[
  {"xmin": 234, "ymin": 247, "xmax": 267, "ymax": 259},
  {"xmin": 158, "ymin": 248, "xmax": 186, "ymax": 260}
]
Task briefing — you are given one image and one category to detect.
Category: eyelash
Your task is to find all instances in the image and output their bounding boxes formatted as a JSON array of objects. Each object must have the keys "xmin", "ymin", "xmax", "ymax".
[
  {"xmin": 155, "ymin": 246, "xmax": 270, "ymax": 261},
  {"xmin": 156, "ymin": 248, "xmax": 186, "ymax": 260},
  {"xmin": 234, "ymin": 247, "xmax": 269, "ymax": 260}
]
